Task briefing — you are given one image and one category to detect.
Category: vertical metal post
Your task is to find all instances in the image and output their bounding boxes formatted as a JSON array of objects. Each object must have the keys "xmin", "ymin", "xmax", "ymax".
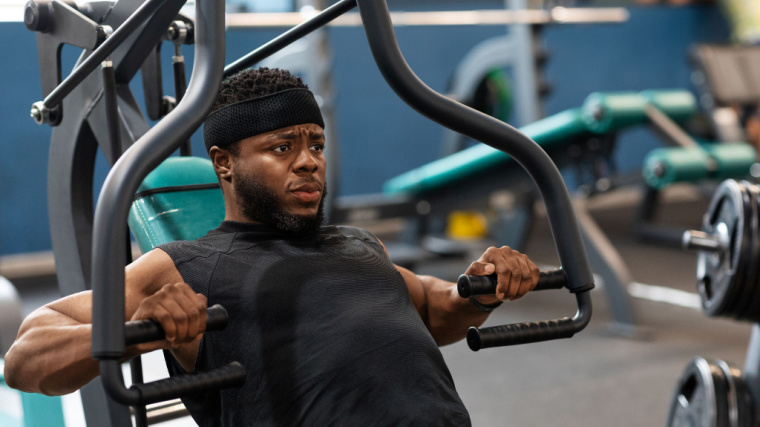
[{"xmin": 743, "ymin": 324, "xmax": 760, "ymax": 418}]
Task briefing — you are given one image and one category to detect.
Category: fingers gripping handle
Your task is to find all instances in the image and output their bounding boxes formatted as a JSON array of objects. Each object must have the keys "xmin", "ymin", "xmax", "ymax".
[
  {"xmin": 457, "ymin": 269, "xmax": 567, "ymax": 298},
  {"xmin": 104, "ymin": 304, "xmax": 244, "ymax": 406},
  {"xmin": 467, "ymin": 318, "xmax": 576, "ymax": 351},
  {"xmin": 125, "ymin": 304, "xmax": 228, "ymax": 347}
]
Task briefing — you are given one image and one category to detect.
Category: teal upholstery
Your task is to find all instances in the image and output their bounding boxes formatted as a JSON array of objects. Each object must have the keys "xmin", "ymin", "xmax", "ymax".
[
  {"xmin": 643, "ymin": 142, "xmax": 757, "ymax": 189},
  {"xmin": 382, "ymin": 89, "xmax": 701, "ymax": 197},
  {"xmin": 0, "ymin": 360, "xmax": 65, "ymax": 427},
  {"xmin": 128, "ymin": 156, "xmax": 224, "ymax": 253}
]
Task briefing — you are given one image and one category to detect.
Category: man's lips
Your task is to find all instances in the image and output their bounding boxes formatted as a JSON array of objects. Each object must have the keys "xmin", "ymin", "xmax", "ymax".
[{"xmin": 291, "ymin": 183, "xmax": 322, "ymax": 203}]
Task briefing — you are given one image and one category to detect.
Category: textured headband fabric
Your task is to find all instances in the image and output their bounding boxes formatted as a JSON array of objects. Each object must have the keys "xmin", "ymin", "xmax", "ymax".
[{"xmin": 203, "ymin": 88, "xmax": 324, "ymax": 152}]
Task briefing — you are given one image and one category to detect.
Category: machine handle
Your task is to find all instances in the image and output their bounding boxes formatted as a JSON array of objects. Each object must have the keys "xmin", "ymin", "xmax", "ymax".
[
  {"xmin": 102, "ymin": 304, "xmax": 244, "ymax": 406},
  {"xmin": 457, "ymin": 269, "xmax": 566, "ymax": 298},
  {"xmin": 131, "ymin": 362, "xmax": 246, "ymax": 405},
  {"xmin": 466, "ymin": 318, "xmax": 576, "ymax": 351},
  {"xmin": 125, "ymin": 304, "xmax": 228, "ymax": 347},
  {"xmin": 101, "ymin": 359, "xmax": 246, "ymax": 406}
]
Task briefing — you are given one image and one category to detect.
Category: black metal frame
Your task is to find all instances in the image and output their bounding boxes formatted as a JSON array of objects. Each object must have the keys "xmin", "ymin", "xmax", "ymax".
[{"xmin": 28, "ymin": 0, "xmax": 596, "ymax": 416}]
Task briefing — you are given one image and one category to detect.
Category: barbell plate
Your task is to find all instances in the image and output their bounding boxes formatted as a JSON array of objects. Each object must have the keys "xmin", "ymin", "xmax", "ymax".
[
  {"xmin": 730, "ymin": 371, "xmax": 755, "ymax": 426},
  {"xmin": 716, "ymin": 359, "xmax": 740, "ymax": 427},
  {"xmin": 666, "ymin": 357, "xmax": 730, "ymax": 427},
  {"xmin": 714, "ymin": 359, "xmax": 756, "ymax": 427},
  {"xmin": 746, "ymin": 181, "xmax": 760, "ymax": 323},
  {"xmin": 697, "ymin": 180, "xmax": 748, "ymax": 317},
  {"xmin": 731, "ymin": 182, "xmax": 753, "ymax": 319},
  {"xmin": 736, "ymin": 182, "xmax": 760, "ymax": 322},
  {"xmin": 727, "ymin": 182, "xmax": 757, "ymax": 321}
]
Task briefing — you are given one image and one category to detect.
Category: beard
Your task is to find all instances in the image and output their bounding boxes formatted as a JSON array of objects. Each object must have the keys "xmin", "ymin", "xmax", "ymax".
[{"xmin": 233, "ymin": 171, "xmax": 326, "ymax": 237}]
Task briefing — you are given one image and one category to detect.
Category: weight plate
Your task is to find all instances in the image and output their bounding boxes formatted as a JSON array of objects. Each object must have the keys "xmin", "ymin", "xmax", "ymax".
[
  {"xmin": 697, "ymin": 180, "xmax": 748, "ymax": 317},
  {"xmin": 728, "ymin": 181, "xmax": 752, "ymax": 319},
  {"xmin": 715, "ymin": 359, "xmax": 754, "ymax": 427},
  {"xmin": 737, "ymin": 182, "xmax": 760, "ymax": 322},
  {"xmin": 667, "ymin": 357, "xmax": 730, "ymax": 427}
]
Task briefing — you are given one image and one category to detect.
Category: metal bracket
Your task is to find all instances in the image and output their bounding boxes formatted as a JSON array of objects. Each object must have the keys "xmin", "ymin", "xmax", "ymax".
[{"xmin": 25, "ymin": 0, "xmax": 106, "ymax": 125}]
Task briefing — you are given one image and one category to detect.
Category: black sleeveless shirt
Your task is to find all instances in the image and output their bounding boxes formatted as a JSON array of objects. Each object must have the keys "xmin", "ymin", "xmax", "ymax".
[{"xmin": 158, "ymin": 221, "xmax": 471, "ymax": 426}]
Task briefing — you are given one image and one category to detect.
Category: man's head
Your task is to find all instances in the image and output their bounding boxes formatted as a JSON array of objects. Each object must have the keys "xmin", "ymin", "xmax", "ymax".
[{"xmin": 204, "ymin": 68, "xmax": 327, "ymax": 236}]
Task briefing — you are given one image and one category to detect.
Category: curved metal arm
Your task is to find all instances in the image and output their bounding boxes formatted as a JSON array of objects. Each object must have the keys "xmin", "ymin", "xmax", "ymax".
[
  {"xmin": 224, "ymin": 0, "xmax": 357, "ymax": 77},
  {"xmin": 91, "ymin": 0, "xmax": 225, "ymax": 360},
  {"xmin": 355, "ymin": 0, "xmax": 594, "ymax": 342}
]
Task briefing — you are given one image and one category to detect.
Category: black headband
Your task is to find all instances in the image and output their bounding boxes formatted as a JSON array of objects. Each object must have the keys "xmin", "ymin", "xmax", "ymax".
[{"xmin": 202, "ymin": 88, "xmax": 325, "ymax": 152}]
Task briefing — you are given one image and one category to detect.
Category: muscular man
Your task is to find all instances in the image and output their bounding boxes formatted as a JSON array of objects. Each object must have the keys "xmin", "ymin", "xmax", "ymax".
[{"xmin": 4, "ymin": 67, "xmax": 539, "ymax": 426}]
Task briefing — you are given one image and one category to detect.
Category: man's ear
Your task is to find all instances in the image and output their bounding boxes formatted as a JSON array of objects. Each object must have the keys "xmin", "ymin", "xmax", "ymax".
[{"xmin": 209, "ymin": 146, "xmax": 233, "ymax": 182}]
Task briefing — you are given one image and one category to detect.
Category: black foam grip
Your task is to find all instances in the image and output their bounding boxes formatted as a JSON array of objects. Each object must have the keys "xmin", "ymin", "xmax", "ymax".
[
  {"xmin": 132, "ymin": 362, "xmax": 246, "ymax": 405},
  {"xmin": 125, "ymin": 304, "xmax": 228, "ymax": 347},
  {"xmin": 457, "ymin": 269, "xmax": 566, "ymax": 298},
  {"xmin": 466, "ymin": 317, "xmax": 575, "ymax": 351}
]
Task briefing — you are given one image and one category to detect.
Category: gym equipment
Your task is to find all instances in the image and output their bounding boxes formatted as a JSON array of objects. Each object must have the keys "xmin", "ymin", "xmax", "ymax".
[
  {"xmin": 457, "ymin": 269, "xmax": 568, "ymax": 350},
  {"xmin": 666, "ymin": 357, "xmax": 754, "ymax": 427},
  {"xmin": 124, "ymin": 304, "xmax": 229, "ymax": 346},
  {"xmin": 642, "ymin": 143, "xmax": 756, "ymax": 190},
  {"xmin": 690, "ymin": 44, "xmax": 760, "ymax": 143},
  {"xmin": 383, "ymin": 90, "xmax": 699, "ymax": 333},
  {"xmin": 631, "ymin": 84, "xmax": 756, "ymax": 250},
  {"xmin": 384, "ymin": 90, "xmax": 698, "ymax": 197},
  {"xmin": 128, "ymin": 156, "xmax": 222, "ymax": 252},
  {"xmin": 667, "ymin": 179, "xmax": 760, "ymax": 427},
  {"xmin": 457, "ymin": 269, "xmax": 567, "ymax": 299},
  {"xmin": 25, "ymin": 0, "xmax": 598, "ymax": 424},
  {"xmin": 0, "ymin": 276, "xmax": 23, "ymax": 355},
  {"xmin": 681, "ymin": 179, "xmax": 760, "ymax": 321},
  {"xmin": 636, "ymin": 84, "xmax": 756, "ymax": 190},
  {"xmin": 0, "ymin": 359, "xmax": 66, "ymax": 427}
]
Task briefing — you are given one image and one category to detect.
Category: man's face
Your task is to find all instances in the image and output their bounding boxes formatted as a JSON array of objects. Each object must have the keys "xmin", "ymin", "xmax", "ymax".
[{"xmin": 229, "ymin": 123, "xmax": 327, "ymax": 234}]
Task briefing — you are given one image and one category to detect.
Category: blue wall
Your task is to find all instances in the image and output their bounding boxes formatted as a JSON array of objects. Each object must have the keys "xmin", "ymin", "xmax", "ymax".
[{"xmin": 0, "ymin": 4, "xmax": 730, "ymax": 255}]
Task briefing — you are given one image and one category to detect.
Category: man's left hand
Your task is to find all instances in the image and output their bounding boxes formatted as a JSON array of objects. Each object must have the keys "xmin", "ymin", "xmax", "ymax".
[{"xmin": 464, "ymin": 246, "xmax": 540, "ymax": 301}]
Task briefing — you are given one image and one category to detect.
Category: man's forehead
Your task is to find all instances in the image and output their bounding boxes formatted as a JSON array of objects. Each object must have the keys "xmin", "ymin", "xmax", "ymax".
[{"xmin": 260, "ymin": 123, "xmax": 325, "ymax": 139}]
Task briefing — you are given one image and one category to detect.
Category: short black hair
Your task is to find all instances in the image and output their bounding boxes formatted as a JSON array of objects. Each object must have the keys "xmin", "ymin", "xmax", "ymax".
[{"xmin": 211, "ymin": 67, "xmax": 309, "ymax": 114}]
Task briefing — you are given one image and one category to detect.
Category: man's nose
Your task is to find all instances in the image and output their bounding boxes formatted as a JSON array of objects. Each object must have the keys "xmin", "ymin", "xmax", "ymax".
[{"xmin": 294, "ymin": 147, "xmax": 319, "ymax": 172}]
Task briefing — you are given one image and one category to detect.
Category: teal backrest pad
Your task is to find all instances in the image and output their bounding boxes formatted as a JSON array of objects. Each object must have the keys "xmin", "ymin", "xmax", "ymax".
[{"xmin": 128, "ymin": 157, "xmax": 224, "ymax": 253}]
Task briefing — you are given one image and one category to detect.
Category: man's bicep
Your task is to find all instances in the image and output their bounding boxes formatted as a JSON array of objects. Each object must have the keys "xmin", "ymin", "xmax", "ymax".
[
  {"xmin": 125, "ymin": 248, "xmax": 185, "ymax": 317},
  {"xmin": 41, "ymin": 248, "xmax": 182, "ymax": 326},
  {"xmin": 395, "ymin": 264, "xmax": 428, "ymax": 317}
]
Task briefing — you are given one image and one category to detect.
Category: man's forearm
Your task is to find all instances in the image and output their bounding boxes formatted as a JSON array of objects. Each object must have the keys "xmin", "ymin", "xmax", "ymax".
[
  {"xmin": 417, "ymin": 275, "xmax": 494, "ymax": 346},
  {"xmin": 4, "ymin": 308, "xmax": 99, "ymax": 395}
]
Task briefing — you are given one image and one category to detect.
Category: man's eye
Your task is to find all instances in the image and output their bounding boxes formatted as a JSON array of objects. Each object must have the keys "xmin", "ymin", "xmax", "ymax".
[
  {"xmin": 311, "ymin": 144, "xmax": 325, "ymax": 152},
  {"xmin": 273, "ymin": 145, "xmax": 289, "ymax": 152}
]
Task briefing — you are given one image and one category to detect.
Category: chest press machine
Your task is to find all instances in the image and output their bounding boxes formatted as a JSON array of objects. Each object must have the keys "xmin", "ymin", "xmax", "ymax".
[{"xmin": 24, "ymin": 0, "xmax": 595, "ymax": 425}]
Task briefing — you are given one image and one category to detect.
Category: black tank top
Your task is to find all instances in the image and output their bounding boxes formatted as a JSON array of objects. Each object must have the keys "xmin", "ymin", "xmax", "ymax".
[{"xmin": 159, "ymin": 221, "xmax": 471, "ymax": 426}]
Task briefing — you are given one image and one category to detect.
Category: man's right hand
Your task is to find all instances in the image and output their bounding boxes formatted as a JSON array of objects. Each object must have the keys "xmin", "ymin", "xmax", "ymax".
[{"xmin": 129, "ymin": 282, "xmax": 208, "ymax": 353}]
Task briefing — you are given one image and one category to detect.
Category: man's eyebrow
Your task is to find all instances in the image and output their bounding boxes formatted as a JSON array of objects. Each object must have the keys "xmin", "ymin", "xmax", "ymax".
[
  {"xmin": 264, "ymin": 131, "xmax": 298, "ymax": 140},
  {"xmin": 263, "ymin": 130, "xmax": 325, "ymax": 141}
]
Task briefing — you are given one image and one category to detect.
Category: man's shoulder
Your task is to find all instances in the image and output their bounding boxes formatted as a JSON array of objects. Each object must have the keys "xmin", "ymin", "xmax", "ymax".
[
  {"xmin": 331, "ymin": 225, "xmax": 381, "ymax": 245},
  {"xmin": 158, "ymin": 229, "xmax": 232, "ymax": 262}
]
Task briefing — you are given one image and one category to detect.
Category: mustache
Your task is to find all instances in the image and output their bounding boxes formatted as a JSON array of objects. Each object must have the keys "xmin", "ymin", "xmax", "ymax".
[{"xmin": 288, "ymin": 179, "xmax": 323, "ymax": 191}]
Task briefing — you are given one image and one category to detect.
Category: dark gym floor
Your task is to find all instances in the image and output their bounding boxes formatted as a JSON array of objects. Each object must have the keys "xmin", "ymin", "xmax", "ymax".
[{"xmin": 5, "ymin": 183, "xmax": 755, "ymax": 426}]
